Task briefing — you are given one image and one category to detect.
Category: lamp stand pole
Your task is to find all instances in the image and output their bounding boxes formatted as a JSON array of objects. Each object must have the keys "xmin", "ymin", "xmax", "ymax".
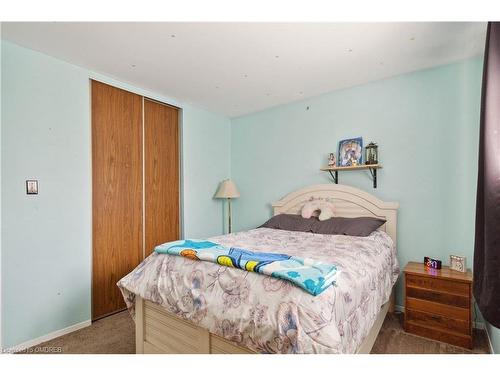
[{"xmin": 227, "ymin": 197, "xmax": 232, "ymax": 233}]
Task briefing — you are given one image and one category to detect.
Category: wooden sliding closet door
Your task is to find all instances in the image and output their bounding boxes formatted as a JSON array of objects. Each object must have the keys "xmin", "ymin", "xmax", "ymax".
[
  {"xmin": 144, "ymin": 99, "xmax": 180, "ymax": 256},
  {"xmin": 92, "ymin": 80, "xmax": 143, "ymax": 320}
]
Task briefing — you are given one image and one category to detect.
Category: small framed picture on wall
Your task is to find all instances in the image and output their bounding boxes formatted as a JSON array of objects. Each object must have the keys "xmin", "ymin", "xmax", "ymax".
[
  {"xmin": 26, "ymin": 180, "xmax": 38, "ymax": 195},
  {"xmin": 338, "ymin": 137, "xmax": 363, "ymax": 167}
]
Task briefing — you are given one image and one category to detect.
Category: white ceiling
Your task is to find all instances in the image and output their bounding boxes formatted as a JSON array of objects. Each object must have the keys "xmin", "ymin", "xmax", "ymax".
[{"xmin": 1, "ymin": 22, "xmax": 487, "ymax": 117}]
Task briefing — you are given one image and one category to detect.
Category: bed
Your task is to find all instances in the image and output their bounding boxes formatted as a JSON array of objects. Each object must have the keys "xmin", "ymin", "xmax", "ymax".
[{"xmin": 118, "ymin": 184, "xmax": 399, "ymax": 354}]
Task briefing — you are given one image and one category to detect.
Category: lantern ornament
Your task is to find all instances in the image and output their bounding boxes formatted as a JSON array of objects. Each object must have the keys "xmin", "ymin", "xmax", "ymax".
[{"xmin": 365, "ymin": 142, "xmax": 378, "ymax": 165}]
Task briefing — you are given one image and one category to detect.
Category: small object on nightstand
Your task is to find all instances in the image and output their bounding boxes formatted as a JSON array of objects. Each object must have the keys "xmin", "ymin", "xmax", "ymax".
[
  {"xmin": 450, "ymin": 255, "xmax": 467, "ymax": 273},
  {"xmin": 424, "ymin": 256, "xmax": 442, "ymax": 269},
  {"xmin": 404, "ymin": 261, "xmax": 473, "ymax": 349}
]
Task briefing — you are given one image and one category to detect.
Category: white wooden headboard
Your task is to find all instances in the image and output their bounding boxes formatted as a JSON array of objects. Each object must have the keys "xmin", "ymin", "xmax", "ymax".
[{"xmin": 272, "ymin": 184, "xmax": 399, "ymax": 244}]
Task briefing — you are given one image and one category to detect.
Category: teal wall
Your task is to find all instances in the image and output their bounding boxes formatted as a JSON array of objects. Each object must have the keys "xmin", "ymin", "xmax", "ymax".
[
  {"xmin": 231, "ymin": 58, "xmax": 483, "ymax": 317},
  {"xmin": 0, "ymin": 40, "xmax": 230, "ymax": 348},
  {"xmin": 182, "ymin": 106, "xmax": 231, "ymax": 238}
]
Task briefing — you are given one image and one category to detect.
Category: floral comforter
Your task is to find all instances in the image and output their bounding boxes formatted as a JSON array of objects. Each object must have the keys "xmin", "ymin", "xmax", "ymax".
[
  {"xmin": 154, "ymin": 239, "xmax": 339, "ymax": 296},
  {"xmin": 117, "ymin": 228, "xmax": 399, "ymax": 354}
]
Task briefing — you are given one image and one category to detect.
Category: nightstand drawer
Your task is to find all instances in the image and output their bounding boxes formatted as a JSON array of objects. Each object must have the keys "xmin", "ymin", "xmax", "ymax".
[
  {"xmin": 406, "ymin": 286, "xmax": 470, "ymax": 308},
  {"xmin": 405, "ymin": 308, "xmax": 470, "ymax": 335},
  {"xmin": 406, "ymin": 274, "xmax": 469, "ymax": 296},
  {"xmin": 406, "ymin": 297, "xmax": 469, "ymax": 321},
  {"xmin": 405, "ymin": 322, "xmax": 472, "ymax": 349}
]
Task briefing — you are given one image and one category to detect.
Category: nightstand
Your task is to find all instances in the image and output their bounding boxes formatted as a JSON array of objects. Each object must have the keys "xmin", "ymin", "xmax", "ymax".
[{"xmin": 404, "ymin": 261, "xmax": 473, "ymax": 349}]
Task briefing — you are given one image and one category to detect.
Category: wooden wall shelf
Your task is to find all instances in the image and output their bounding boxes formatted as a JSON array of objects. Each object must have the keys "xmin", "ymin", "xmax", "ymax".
[{"xmin": 320, "ymin": 164, "xmax": 382, "ymax": 188}]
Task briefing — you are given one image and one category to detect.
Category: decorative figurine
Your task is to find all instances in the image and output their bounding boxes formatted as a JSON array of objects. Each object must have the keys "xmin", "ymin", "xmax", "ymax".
[
  {"xmin": 328, "ymin": 153, "xmax": 336, "ymax": 167},
  {"xmin": 365, "ymin": 142, "xmax": 379, "ymax": 165}
]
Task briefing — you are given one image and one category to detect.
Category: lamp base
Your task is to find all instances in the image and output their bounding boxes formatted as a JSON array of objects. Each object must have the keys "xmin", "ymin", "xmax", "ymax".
[{"xmin": 228, "ymin": 197, "xmax": 232, "ymax": 234}]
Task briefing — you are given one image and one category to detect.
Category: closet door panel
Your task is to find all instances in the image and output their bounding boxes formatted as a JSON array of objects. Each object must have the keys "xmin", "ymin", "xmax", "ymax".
[
  {"xmin": 92, "ymin": 80, "xmax": 143, "ymax": 320},
  {"xmin": 144, "ymin": 99, "xmax": 180, "ymax": 256}
]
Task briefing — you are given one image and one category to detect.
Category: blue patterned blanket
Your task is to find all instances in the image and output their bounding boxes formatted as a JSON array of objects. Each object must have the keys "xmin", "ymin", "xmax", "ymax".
[{"xmin": 154, "ymin": 239, "xmax": 338, "ymax": 296}]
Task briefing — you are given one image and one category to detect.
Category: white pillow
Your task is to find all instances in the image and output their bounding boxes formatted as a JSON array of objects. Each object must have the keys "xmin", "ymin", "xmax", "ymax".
[{"xmin": 301, "ymin": 200, "xmax": 335, "ymax": 221}]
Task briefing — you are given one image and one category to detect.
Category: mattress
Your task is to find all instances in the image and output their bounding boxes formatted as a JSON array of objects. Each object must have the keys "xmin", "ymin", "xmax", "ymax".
[{"xmin": 118, "ymin": 228, "xmax": 399, "ymax": 353}]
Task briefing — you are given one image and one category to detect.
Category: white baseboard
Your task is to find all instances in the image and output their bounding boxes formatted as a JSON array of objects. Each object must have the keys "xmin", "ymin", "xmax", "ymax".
[
  {"xmin": 394, "ymin": 304, "xmax": 404, "ymax": 313},
  {"xmin": 393, "ymin": 305, "xmax": 485, "ymax": 330},
  {"xmin": 3, "ymin": 320, "xmax": 91, "ymax": 353},
  {"xmin": 485, "ymin": 325, "xmax": 495, "ymax": 354},
  {"xmin": 474, "ymin": 321, "xmax": 485, "ymax": 330}
]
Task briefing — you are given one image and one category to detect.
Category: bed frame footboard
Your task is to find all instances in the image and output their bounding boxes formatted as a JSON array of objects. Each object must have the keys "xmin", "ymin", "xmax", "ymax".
[
  {"xmin": 135, "ymin": 291, "xmax": 393, "ymax": 354},
  {"xmin": 135, "ymin": 296, "xmax": 254, "ymax": 354}
]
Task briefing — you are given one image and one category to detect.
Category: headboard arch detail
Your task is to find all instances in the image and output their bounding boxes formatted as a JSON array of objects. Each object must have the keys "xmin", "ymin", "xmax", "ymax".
[{"xmin": 271, "ymin": 184, "xmax": 399, "ymax": 244}]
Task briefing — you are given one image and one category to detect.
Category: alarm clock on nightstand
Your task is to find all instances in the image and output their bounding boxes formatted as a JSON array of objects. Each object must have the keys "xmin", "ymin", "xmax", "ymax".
[{"xmin": 450, "ymin": 255, "xmax": 467, "ymax": 273}]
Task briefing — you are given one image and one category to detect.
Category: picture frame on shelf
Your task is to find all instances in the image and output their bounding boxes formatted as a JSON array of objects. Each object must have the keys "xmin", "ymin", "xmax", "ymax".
[{"xmin": 338, "ymin": 137, "xmax": 363, "ymax": 167}]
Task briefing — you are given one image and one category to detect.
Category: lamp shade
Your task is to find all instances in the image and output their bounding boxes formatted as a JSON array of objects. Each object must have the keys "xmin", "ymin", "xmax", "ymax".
[{"xmin": 215, "ymin": 179, "xmax": 240, "ymax": 199}]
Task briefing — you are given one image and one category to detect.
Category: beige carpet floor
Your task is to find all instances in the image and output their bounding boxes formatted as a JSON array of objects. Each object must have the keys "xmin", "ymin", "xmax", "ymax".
[
  {"xmin": 27, "ymin": 310, "xmax": 135, "ymax": 354},
  {"xmin": 25, "ymin": 311, "xmax": 490, "ymax": 354},
  {"xmin": 371, "ymin": 313, "xmax": 490, "ymax": 354}
]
